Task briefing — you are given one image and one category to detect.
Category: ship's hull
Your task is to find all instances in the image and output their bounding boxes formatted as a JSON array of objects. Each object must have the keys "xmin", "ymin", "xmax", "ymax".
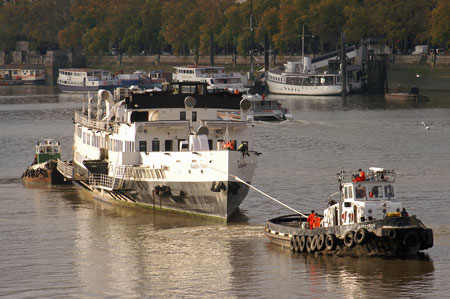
[
  {"xmin": 22, "ymin": 161, "xmax": 71, "ymax": 185},
  {"xmin": 92, "ymin": 179, "xmax": 250, "ymax": 221},
  {"xmin": 265, "ymin": 214, "xmax": 433, "ymax": 258},
  {"xmin": 266, "ymin": 79, "xmax": 343, "ymax": 96},
  {"xmin": 57, "ymin": 83, "xmax": 115, "ymax": 93},
  {"xmin": 73, "ymin": 150, "xmax": 257, "ymax": 221}
]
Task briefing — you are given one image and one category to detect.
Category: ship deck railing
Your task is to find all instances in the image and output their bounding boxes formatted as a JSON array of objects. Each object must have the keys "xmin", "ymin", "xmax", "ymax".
[
  {"xmin": 75, "ymin": 110, "xmax": 119, "ymax": 133},
  {"xmin": 340, "ymin": 169, "xmax": 396, "ymax": 183},
  {"xmin": 89, "ymin": 173, "xmax": 114, "ymax": 190},
  {"xmin": 57, "ymin": 159, "xmax": 89, "ymax": 181}
]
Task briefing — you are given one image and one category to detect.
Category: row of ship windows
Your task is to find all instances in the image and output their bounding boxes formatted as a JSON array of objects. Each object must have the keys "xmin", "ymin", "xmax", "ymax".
[{"xmin": 78, "ymin": 132, "xmax": 248, "ymax": 152}]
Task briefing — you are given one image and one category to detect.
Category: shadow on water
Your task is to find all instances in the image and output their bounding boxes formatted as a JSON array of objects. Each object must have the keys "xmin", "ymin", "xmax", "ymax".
[{"xmin": 265, "ymin": 243, "xmax": 435, "ymax": 298}]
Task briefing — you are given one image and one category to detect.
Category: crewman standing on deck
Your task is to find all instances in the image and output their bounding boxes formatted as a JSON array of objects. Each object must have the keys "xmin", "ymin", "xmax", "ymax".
[
  {"xmin": 307, "ymin": 210, "xmax": 315, "ymax": 228},
  {"xmin": 313, "ymin": 213, "xmax": 321, "ymax": 228}
]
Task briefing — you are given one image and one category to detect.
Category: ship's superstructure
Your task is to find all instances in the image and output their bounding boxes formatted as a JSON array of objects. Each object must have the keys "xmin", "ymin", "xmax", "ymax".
[{"xmin": 64, "ymin": 82, "xmax": 258, "ymax": 220}]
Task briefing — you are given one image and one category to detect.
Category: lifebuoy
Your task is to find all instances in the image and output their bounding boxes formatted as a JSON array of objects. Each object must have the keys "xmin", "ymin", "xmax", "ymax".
[
  {"xmin": 326, "ymin": 234, "xmax": 337, "ymax": 251},
  {"xmin": 343, "ymin": 231, "xmax": 356, "ymax": 248},
  {"xmin": 355, "ymin": 228, "xmax": 369, "ymax": 244},
  {"xmin": 349, "ymin": 212, "xmax": 354, "ymax": 222}
]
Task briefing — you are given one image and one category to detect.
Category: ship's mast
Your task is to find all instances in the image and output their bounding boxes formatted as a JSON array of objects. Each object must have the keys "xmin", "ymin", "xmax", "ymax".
[{"xmin": 250, "ymin": 0, "xmax": 254, "ymax": 76}]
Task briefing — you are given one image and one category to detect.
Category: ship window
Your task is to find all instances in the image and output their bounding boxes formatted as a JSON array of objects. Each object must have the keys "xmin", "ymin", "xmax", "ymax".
[
  {"xmin": 139, "ymin": 141, "xmax": 147, "ymax": 152},
  {"xmin": 385, "ymin": 185, "xmax": 394, "ymax": 198},
  {"xmin": 192, "ymin": 111, "xmax": 197, "ymax": 122},
  {"xmin": 208, "ymin": 139, "xmax": 213, "ymax": 150},
  {"xmin": 355, "ymin": 186, "xmax": 366, "ymax": 199},
  {"xmin": 369, "ymin": 186, "xmax": 383, "ymax": 199},
  {"xmin": 180, "ymin": 111, "xmax": 186, "ymax": 120},
  {"xmin": 152, "ymin": 140, "xmax": 160, "ymax": 152},
  {"xmin": 165, "ymin": 140, "xmax": 173, "ymax": 151}
]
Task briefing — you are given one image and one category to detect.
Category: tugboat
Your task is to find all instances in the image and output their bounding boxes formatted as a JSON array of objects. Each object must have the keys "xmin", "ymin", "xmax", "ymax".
[
  {"xmin": 22, "ymin": 139, "xmax": 71, "ymax": 185},
  {"xmin": 265, "ymin": 167, "xmax": 433, "ymax": 257}
]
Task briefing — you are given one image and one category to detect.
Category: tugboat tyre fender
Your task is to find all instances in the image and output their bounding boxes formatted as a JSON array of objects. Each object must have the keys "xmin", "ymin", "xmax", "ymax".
[
  {"xmin": 316, "ymin": 234, "xmax": 326, "ymax": 251},
  {"xmin": 306, "ymin": 236, "xmax": 312, "ymax": 253},
  {"xmin": 294, "ymin": 235, "xmax": 300, "ymax": 252},
  {"xmin": 343, "ymin": 231, "xmax": 356, "ymax": 248},
  {"xmin": 310, "ymin": 236, "xmax": 317, "ymax": 252},
  {"xmin": 355, "ymin": 228, "xmax": 369, "ymax": 244},
  {"xmin": 325, "ymin": 234, "xmax": 337, "ymax": 251},
  {"xmin": 387, "ymin": 229, "xmax": 397, "ymax": 240},
  {"xmin": 299, "ymin": 236, "xmax": 306, "ymax": 252},
  {"xmin": 290, "ymin": 236, "xmax": 295, "ymax": 251},
  {"xmin": 425, "ymin": 228, "xmax": 433, "ymax": 248},
  {"xmin": 403, "ymin": 231, "xmax": 419, "ymax": 248}
]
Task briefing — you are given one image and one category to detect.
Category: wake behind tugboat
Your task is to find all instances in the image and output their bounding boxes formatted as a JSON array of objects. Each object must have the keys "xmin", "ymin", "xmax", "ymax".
[{"xmin": 265, "ymin": 167, "xmax": 433, "ymax": 258}]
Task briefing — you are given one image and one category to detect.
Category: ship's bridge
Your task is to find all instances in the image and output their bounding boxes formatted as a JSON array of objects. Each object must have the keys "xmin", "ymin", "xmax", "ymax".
[{"xmin": 340, "ymin": 168, "xmax": 396, "ymax": 202}]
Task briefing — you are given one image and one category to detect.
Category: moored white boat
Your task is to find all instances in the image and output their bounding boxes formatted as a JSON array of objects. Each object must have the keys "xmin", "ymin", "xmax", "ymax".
[
  {"xmin": 243, "ymin": 93, "xmax": 293, "ymax": 121},
  {"xmin": 265, "ymin": 167, "xmax": 433, "ymax": 257},
  {"xmin": 58, "ymin": 82, "xmax": 259, "ymax": 221},
  {"xmin": 57, "ymin": 68, "xmax": 117, "ymax": 92},
  {"xmin": 173, "ymin": 65, "xmax": 247, "ymax": 93},
  {"xmin": 0, "ymin": 64, "xmax": 45, "ymax": 85}
]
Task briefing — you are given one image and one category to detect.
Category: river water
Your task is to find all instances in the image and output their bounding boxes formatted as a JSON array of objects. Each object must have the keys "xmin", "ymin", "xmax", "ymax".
[{"xmin": 1, "ymin": 69, "xmax": 450, "ymax": 298}]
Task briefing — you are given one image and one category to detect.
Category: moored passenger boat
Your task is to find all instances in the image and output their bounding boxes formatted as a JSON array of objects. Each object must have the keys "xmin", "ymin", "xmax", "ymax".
[
  {"xmin": 243, "ymin": 93, "xmax": 293, "ymax": 121},
  {"xmin": 173, "ymin": 65, "xmax": 247, "ymax": 93},
  {"xmin": 57, "ymin": 68, "xmax": 117, "ymax": 92},
  {"xmin": 265, "ymin": 168, "xmax": 433, "ymax": 257},
  {"xmin": 0, "ymin": 64, "xmax": 45, "ymax": 85},
  {"xmin": 22, "ymin": 139, "xmax": 70, "ymax": 185},
  {"xmin": 58, "ymin": 82, "xmax": 258, "ymax": 221}
]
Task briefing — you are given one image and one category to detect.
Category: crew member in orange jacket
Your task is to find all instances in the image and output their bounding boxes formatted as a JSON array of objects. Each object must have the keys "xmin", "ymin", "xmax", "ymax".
[
  {"xmin": 307, "ymin": 210, "xmax": 315, "ymax": 228},
  {"xmin": 313, "ymin": 213, "xmax": 321, "ymax": 228}
]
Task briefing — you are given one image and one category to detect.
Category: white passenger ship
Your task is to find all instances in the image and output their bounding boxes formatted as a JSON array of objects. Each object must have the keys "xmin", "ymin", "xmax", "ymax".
[
  {"xmin": 57, "ymin": 68, "xmax": 117, "ymax": 92},
  {"xmin": 266, "ymin": 46, "xmax": 362, "ymax": 96},
  {"xmin": 173, "ymin": 65, "xmax": 247, "ymax": 92},
  {"xmin": 58, "ymin": 82, "xmax": 258, "ymax": 220}
]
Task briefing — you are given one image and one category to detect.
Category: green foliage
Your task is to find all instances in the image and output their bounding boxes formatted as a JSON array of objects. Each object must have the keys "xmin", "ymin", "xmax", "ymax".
[{"xmin": 0, "ymin": 0, "xmax": 448, "ymax": 56}]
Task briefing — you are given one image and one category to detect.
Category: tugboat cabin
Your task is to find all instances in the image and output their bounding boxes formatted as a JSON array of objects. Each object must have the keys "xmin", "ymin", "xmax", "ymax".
[
  {"xmin": 323, "ymin": 168, "xmax": 401, "ymax": 227},
  {"xmin": 35, "ymin": 139, "xmax": 61, "ymax": 163}
]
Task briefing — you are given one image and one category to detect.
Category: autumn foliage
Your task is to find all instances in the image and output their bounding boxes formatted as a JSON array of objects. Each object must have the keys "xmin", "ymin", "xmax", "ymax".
[{"xmin": 0, "ymin": 0, "xmax": 448, "ymax": 55}]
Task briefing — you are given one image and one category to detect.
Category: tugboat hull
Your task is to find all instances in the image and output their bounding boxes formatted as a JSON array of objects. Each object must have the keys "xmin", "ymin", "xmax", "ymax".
[
  {"xmin": 22, "ymin": 161, "xmax": 71, "ymax": 185},
  {"xmin": 265, "ymin": 214, "xmax": 433, "ymax": 258}
]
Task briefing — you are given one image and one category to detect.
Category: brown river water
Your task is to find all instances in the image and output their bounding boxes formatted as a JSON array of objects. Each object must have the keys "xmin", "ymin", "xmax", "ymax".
[{"xmin": 0, "ymin": 68, "xmax": 449, "ymax": 298}]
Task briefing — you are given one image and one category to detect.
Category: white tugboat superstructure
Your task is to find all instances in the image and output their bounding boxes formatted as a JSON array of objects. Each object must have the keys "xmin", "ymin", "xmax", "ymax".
[{"xmin": 61, "ymin": 82, "xmax": 258, "ymax": 220}]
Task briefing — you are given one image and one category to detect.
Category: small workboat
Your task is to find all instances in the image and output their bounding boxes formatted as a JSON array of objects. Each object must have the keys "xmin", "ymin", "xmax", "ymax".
[
  {"xmin": 265, "ymin": 167, "xmax": 433, "ymax": 258},
  {"xmin": 243, "ymin": 93, "xmax": 293, "ymax": 121},
  {"xmin": 385, "ymin": 86, "xmax": 429, "ymax": 102},
  {"xmin": 22, "ymin": 139, "xmax": 71, "ymax": 185}
]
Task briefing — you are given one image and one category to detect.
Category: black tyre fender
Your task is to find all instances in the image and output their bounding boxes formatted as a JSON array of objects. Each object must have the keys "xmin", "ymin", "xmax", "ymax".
[
  {"xmin": 325, "ymin": 234, "xmax": 337, "ymax": 251},
  {"xmin": 290, "ymin": 236, "xmax": 295, "ymax": 251},
  {"xmin": 310, "ymin": 236, "xmax": 317, "ymax": 252},
  {"xmin": 306, "ymin": 236, "xmax": 312, "ymax": 253},
  {"xmin": 387, "ymin": 229, "xmax": 397, "ymax": 240},
  {"xmin": 355, "ymin": 228, "xmax": 369, "ymax": 245},
  {"xmin": 425, "ymin": 228, "xmax": 434, "ymax": 248},
  {"xmin": 299, "ymin": 235, "xmax": 306, "ymax": 252},
  {"xmin": 403, "ymin": 231, "xmax": 419, "ymax": 248},
  {"xmin": 316, "ymin": 234, "xmax": 326, "ymax": 251},
  {"xmin": 343, "ymin": 230, "xmax": 356, "ymax": 248},
  {"xmin": 294, "ymin": 235, "xmax": 300, "ymax": 252}
]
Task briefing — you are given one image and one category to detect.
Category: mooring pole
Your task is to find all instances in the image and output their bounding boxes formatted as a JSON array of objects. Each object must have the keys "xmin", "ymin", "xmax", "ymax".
[{"xmin": 341, "ymin": 32, "xmax": 347, "ymax": 96}]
